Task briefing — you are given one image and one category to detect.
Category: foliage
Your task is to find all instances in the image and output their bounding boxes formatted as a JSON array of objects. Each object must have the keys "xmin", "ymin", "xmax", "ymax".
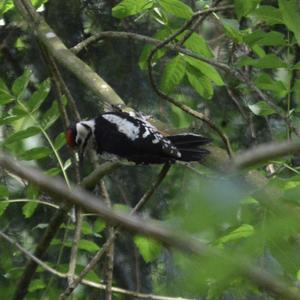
[{"xmin": 1, "ymin": 0, "xmax": 300, "ymax": 300}]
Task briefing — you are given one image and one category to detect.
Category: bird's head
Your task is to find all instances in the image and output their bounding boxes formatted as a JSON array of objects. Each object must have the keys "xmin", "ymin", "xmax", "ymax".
[{"xmin": 65, "ymin": 120, "xmax": 95, "ymax": 158}]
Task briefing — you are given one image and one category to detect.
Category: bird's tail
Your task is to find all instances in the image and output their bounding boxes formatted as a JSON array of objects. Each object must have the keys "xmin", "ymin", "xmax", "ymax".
[{"xmin": 168, "ymin": 133, "xmax": 210, "ymax": 162}]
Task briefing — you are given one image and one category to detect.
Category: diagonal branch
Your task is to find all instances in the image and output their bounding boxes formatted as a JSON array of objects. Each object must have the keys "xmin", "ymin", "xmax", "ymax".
[
  {"xmin": 60, "ymin": 163, "xmax": 171, "ymax": 299},
  {"xmin": 13, "ymin": 0, "xmax": 124, "ymax": 107},
  {"xmin": 11, "ymin": 160, "xmax": 121, "ymax": 300},
  {"xmin": 231, "ymin": 139, "xmax": 300, "ymax": 170},
  {"xmin": 1, "ymin": 151, "xmax": 300, "ymax": 300},
  {"xmin": 0, "ymin": 230, "xmax": 195, "ymax": 300}
]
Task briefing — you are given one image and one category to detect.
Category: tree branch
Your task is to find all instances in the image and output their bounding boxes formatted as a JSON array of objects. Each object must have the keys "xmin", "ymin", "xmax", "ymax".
[
  {"xmin": 60, "ymin": 163, "xmax": 171, "ymax": 298},
  {"xmin": 13, "ymin": 0, "xmax": 124, "ymax": 107},
  {"xmin": 11, "ymin": 160, "xmax": 121, "ymax": 300},
  {"xmin": 0, "ymin": 230, "xmax": 195, "ymax": 300},
  {"xmin": 1, "ymin": 151, "xmax": 300, "ymax": 300},
  {"xmin": 232, "ymin": 140, "xmax": 300, "ymax": 170}
]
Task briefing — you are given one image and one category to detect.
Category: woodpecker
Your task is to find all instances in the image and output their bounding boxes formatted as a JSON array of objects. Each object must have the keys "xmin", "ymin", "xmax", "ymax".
[{"xmin": 65, "ymin": 111, "xmax": 210, "ymax": 164}]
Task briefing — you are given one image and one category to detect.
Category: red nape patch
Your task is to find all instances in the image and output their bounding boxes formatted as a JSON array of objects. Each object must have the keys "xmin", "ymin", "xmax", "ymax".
[{"xmin": 65, "ymin": 128, "xmax": 76, "ymax": 148}]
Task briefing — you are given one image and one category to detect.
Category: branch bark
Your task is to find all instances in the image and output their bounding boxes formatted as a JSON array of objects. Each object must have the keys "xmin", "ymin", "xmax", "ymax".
[
  {"xmin": 13, "ymin": 0, "xmax": 124, "ymax": 107},
  {"xmin": 1, "ymin": 151, "xmax": 300, "ymax": 300}
]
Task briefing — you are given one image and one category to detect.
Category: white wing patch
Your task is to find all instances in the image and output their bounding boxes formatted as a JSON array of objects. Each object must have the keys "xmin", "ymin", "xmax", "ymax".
[
  {"xmin": 140, "ymin": 119, "xmax": 181, "ymax": 158},
  {"xmin": 103, "ymin": 114, "xmax": 140, "ymax": 141}
]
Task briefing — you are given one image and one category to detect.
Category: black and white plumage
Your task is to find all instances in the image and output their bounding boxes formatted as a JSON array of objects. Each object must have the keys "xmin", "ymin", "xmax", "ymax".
[{"xmin": 66, "ymin": 111, "xmax": 210, "ymax": 164}]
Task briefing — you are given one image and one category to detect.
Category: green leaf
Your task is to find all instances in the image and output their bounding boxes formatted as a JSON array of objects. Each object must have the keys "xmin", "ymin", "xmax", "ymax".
[
  {"xmin": 251, "ymin": 6, "xmax": 283, "ymax": 25},
  {"xmin": 94, "ymin": 219, "xmax": 106, "ymax": 233},
  {"xmin": 28, "ymin": 279, "xmax": 45, "ymax": 293},
  {"xmin": 160, "ymin": 55, "xmax": 186, "ymax": 93},
  {"xmin": 0, "ymin": 202, "xmax": 9, "ymax": 216},
  {"xmin": 159, "ymin": 0, "xmax": 193, "ymax": 20},
  {"xmin": 186, "ymin": 67, "xmax": 213, "ymax": 99},
  {"xmin": 41, "ymin": 101, "xmax": 60, "ymax": 129},
  {"xmin": 255, "ymin": 73, "xmax": 287, "ymax": 98},
  {"xmin": 0, "ymin": 185, "xmax": 9, "ymax": 199},
  {"xmin": 294, "ymin": 62, "xmax": 300, "ymax": 70},
  {"xmin": 113, "ymin": 203, "xmax": 131, "ymax": 213},
  {"xmin": 221, "ymin": 19, "xmax": 243, "ymax": 43},
  {"xmin": 26, "ymin": 184, "xmax": 39, "ymax": 199},
  {"xmin": 78, "ymin": 240, "xmax": 100, "ymax": 253},
  {"xmin": 279, "ymin": 0, "xmax": 300, "ymax": 46},
  {"xmin": 217, "ymin": 224, "xmax": 254, "ymax": 245},
  {"xmin": 244, "ymin": 31, "xmax": 286, "ymax": 47},
  {"xmin": 0, "ymin": 115, "xmax": 24, "ymax": 125},
  {"xmin": 248, "ymin": 101, "xmax": 276, "ymax": 116},
  {"xmin": 178, "ymin": 32, "xmax": 213, "ymax": 58},
  {"xmin": 20, "ymin": 147, "xmax": 52, "ymax": 160},
  {"xmin": 22, "ymin": 201, "xmax": 38, "ymax": 218},
  {"xmin": 184, "ymin": 56, "xmax": 224, "ymax": 86},
  {"xmin": 0, "ymin": 185, "xmax": 9, "ymax": 215},
  {"xmin": 5, "ymin": 126, "xmax": 40, "ymax": 144},
  {"xmin": 27, "ymin": 79, "xmax": 50, "ymax": 112},
  {"xmin": 54, "ymin": 132, "xmax": 66, "ymax": 150},
  {"xmin": 45, "ymin": 167, "xmax": 61, "ymax": 176},
  {"xmin": 138, "ymin": 28, "xmax": 169, "ymax": 70},
  {"xmin": 134, "ymin": 235, "xmax": 161, "ymax": 263},
  {"xmin": 112, "ymin": 0, "xmax": 153, "ymax": 18},
  {"xmin": 234, "ymin": 0, "xmax": 260, "ymax": 19},
  {"xmin": 238, "ymin": 54, "xmax": 287, "ymax": 69},
  {"xmin": 0, "ymin": 79, "xmax": 14, "ymax": 104},
  {"xmin": 12, "ymin": 69, "xmax": 32, "ymax": 97},
  {"xmin": 0, "ymin": 0, "xmax": 14, "ymax": 17}
]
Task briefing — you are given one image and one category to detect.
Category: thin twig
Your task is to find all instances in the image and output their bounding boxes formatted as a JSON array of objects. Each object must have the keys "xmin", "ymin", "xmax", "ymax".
[
  {"xmin": 146, "ymin": 15, "xmax": 232, "ymax": 157},
  {"xmin": 226, "ymin": 86, "xmax": 256, "ymax": 139},
  {"xmin": 1, "ymin": 152, "xmax": 300, "ymax": 300},
  {"xmin": 231, "ymin": 139, "xmax": 300, "ymax": 170},
  {"xmin": 67, "ymin": 209, "xmax": 83, "ymax": 289},
  {"xmin": 0, "ymin": 230, "xmax": 194, "ymax": 300},
  {"xmin": 60, "ymin": 163, "xmax": 171, "ymax": 299},
  {"xmin": 11, "ymin": 159, "xmax": 121, "ymax": 300},
  {"xmin": 178, "ymin": 0, "xmax": 224, "ymax": 46},
  {"xmin": 100, "ymin": 180, "xmax": 114, "ymax": 300}
]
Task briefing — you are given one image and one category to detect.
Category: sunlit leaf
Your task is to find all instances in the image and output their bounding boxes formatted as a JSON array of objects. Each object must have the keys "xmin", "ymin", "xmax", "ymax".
[
  {"xmin": 134, "ymin": 235, "xmax": 162, "ymax": 263},
  {"xmin": 160, "ymin": 55, "xmax": 186, "ymax": 93},
  {"xmin": 178, "ymin": 32, "xmax": 213, "ymax": 58},
  {"xmin": 54, "ymin": 132, "xmax": 66, "ymax": 150},
  {"xmin": 186, "ymin": 67, "xmax": 213, "ymax": 99},
  {"xmin": 41, "ymin": 101, "xmax": 60, "ymax": 129},
  {"xmin": 159, "ymin": 0, "xmax": 193, "ymax": 20},
  {"xmin": 184, "ymin": 56, "xmax": 224, "ymax": 86},
  {"xmin": 94, "ymin": 219, "xmax": 106, "ymax": 233},
  {"xmin": 251, "ymin": 6, "xmax": 283, "ymax": 25},
  {"xmin": 12, "ymin": 69, "xmax": 32, "ymax": 97},
  {"xmin": 216, "ymin": 224, "xmax": 254, "ymax": 245},
  {"xmin": 234, "ymin": 0, "xmax": 260, "ymax": 19},
  {"xmin": 22, "ymin": 201, "xmax": 38, "ymax": 218},
  {"xmin": 27, "ymin": 79, "xmax": 51, "ymax": 112},
  {"xmin": 112, "ymin": 0, "xmax": 153, "ymax": 18},
  {"xmin": 0, "ymin": 0, "xmax": 14, "ymax": 17},
  {"xmin": 138, "ymin": 28, "xmax": 169, "ymax": 70},
  {"xmin": 244, "ymin": 31, "xmax": 286, "ymax": 47},
  {"xmin": 4, "ymin": 126, "xmax": 40, "ymax": 144},
  {"xmin": 279, "ymin": 0, "xmax": 300, "ymax": 46},
  {"xmin": 238, "ymin": 54, "xmax": 287, "ymax": 69},
  {"xmin": 78, "ymin": 240, "xmax": 100, "ymax": 253},
  {"xmin": 0, "ymin": 185, "xmax": 9, "ymax": 216},
  {"xmin": 221, "ymin": 19, "xmax": 243, "ymax": 43},
  {"xmin": 248, "ymin": 101, "xmax": 276, "ymax": 116},
  {"xmin": 20, "ymin": 147, "xmax": 52, "ymax": 160},
  {"xmin": 28, "ymin": 279, "xmax": 45, "ymax": 292},
  {"xmin": 0, "ymin": 79, "xmax": 14, "ymax": 104}
]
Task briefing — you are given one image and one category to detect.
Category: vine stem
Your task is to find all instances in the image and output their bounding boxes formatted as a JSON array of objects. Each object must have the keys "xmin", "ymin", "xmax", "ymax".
[{"xmin": 16, "ymin": 99, "xmax": 70, "ymax": 187}]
